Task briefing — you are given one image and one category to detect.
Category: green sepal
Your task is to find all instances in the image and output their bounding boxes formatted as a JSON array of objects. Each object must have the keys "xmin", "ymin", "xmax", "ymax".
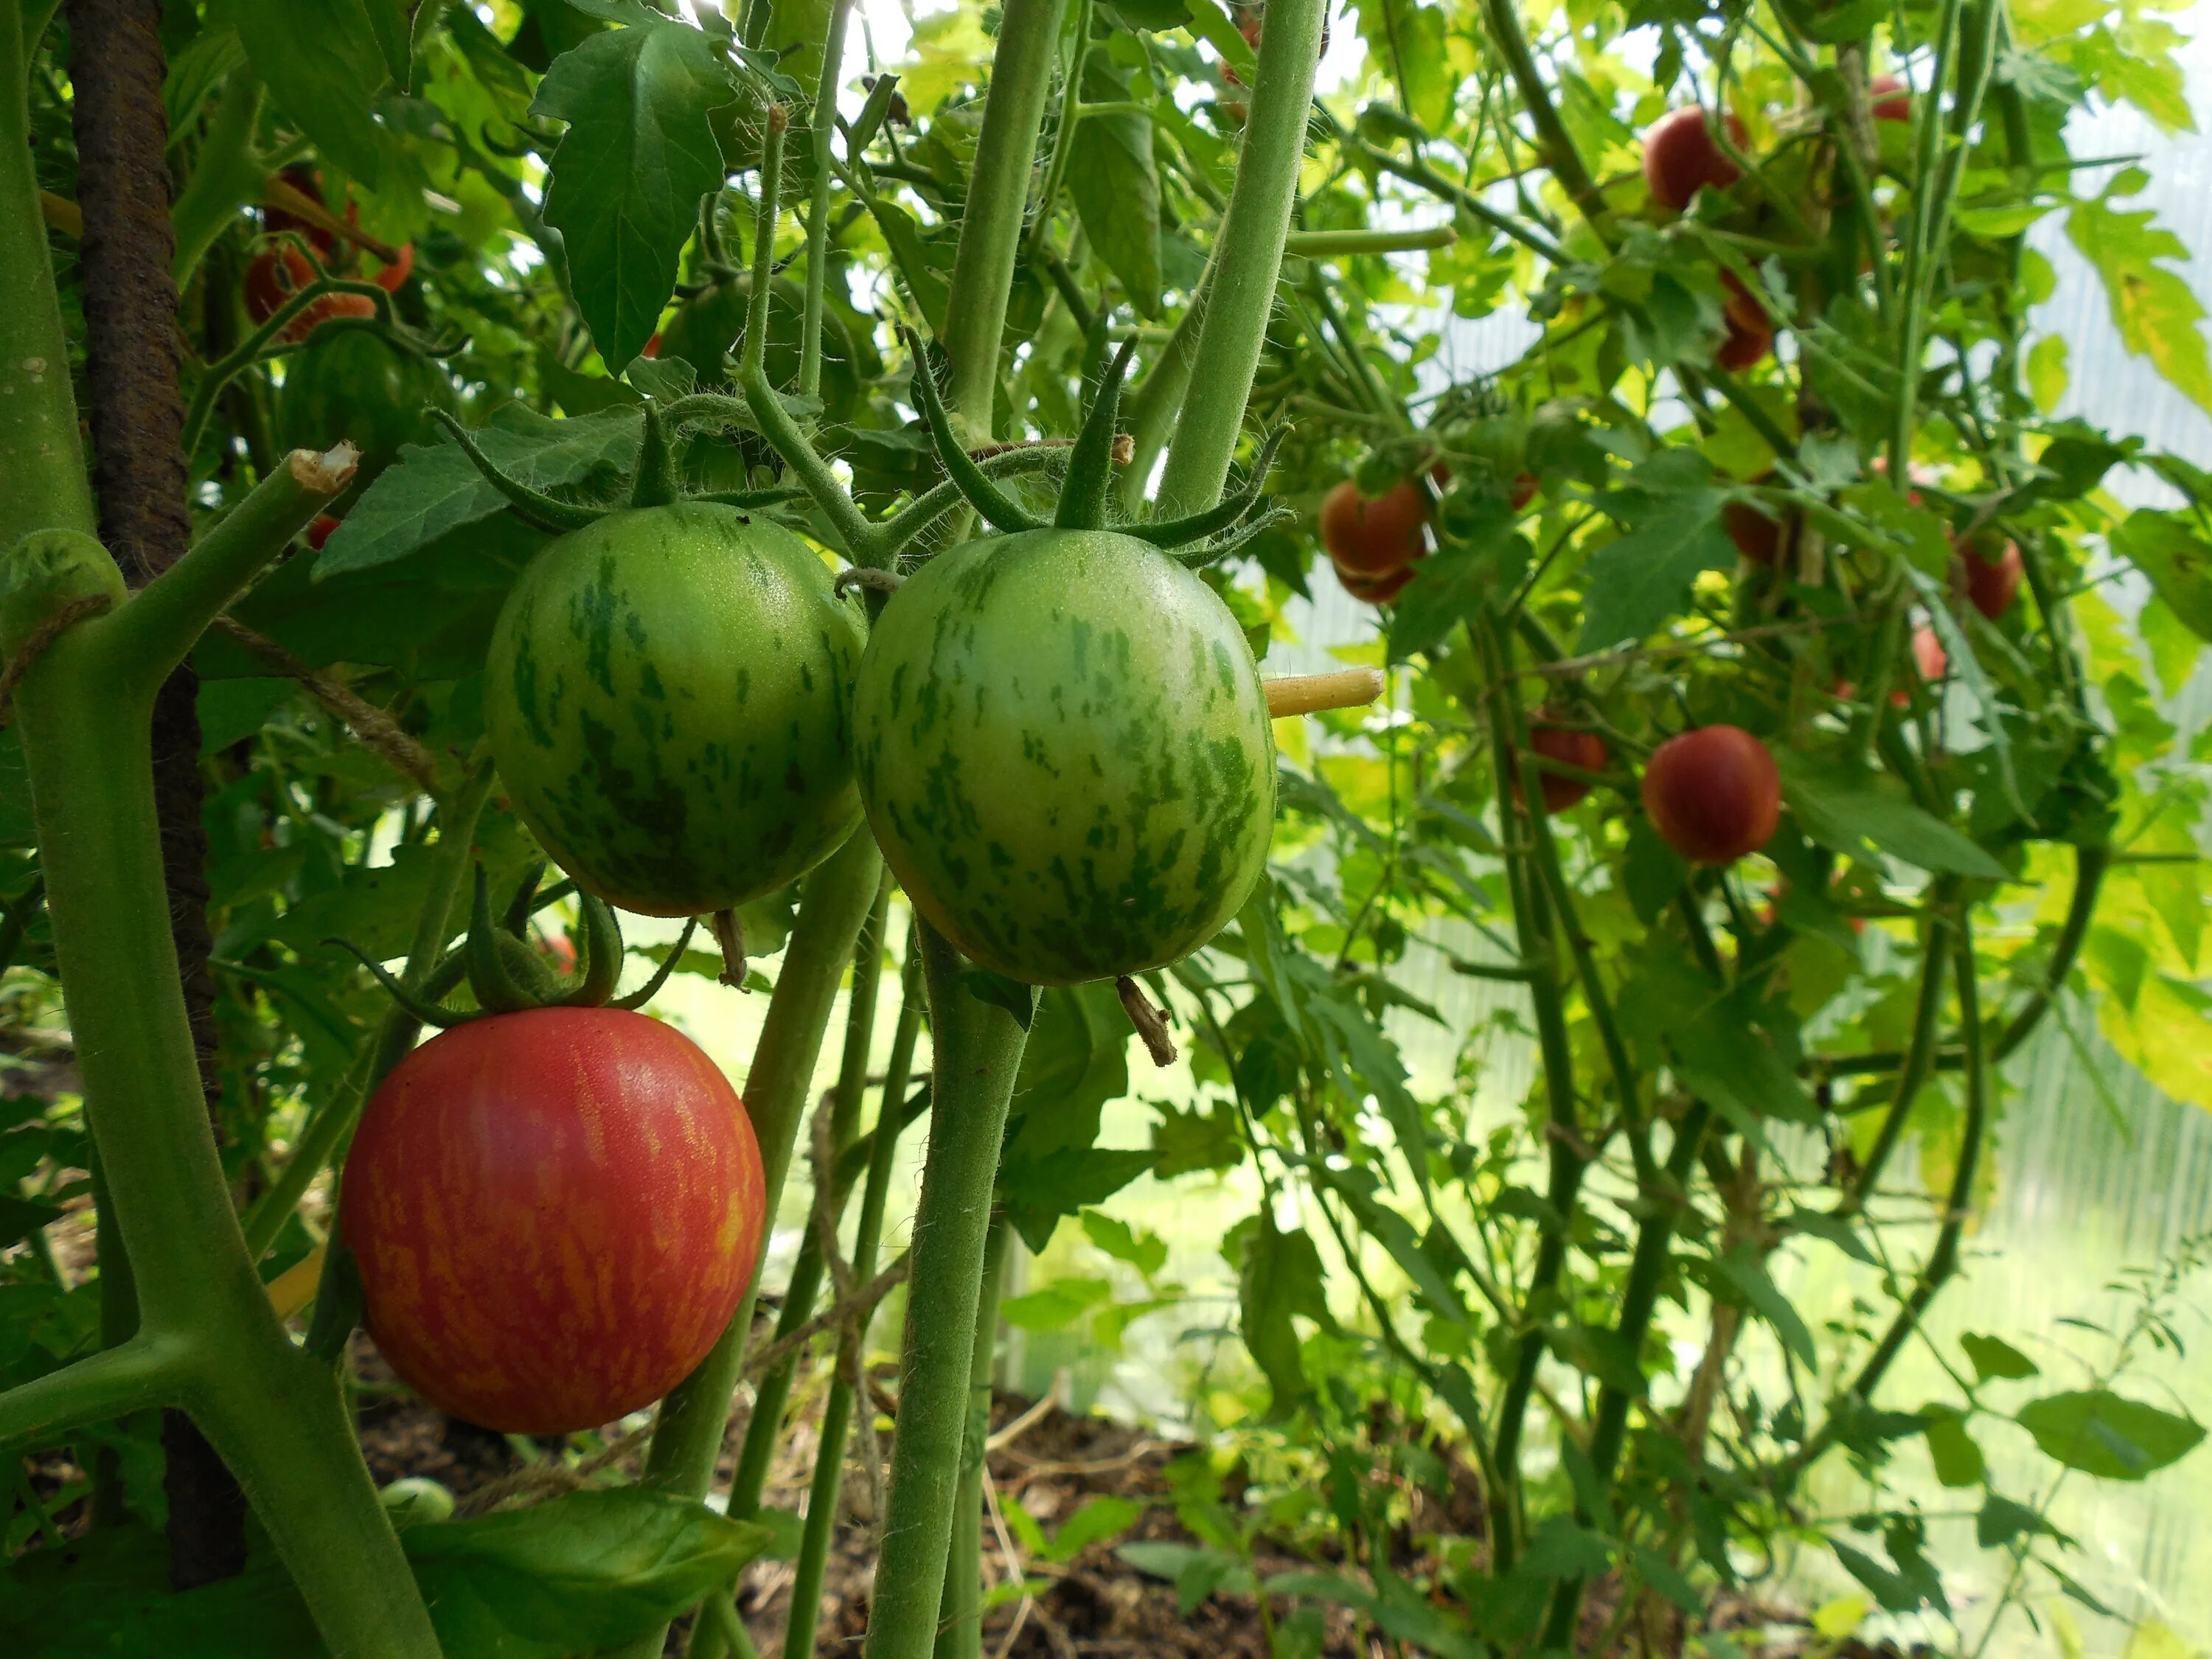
[
  {"xmin": 610, "ymin": 915, "xmax": 699, "ymax": 1010},
  {"xmin": 899, "ymin": 324, "xmax": 1047, "ymax": 535},
  {"xmin": 430, "ymin": 410, "xmax": 607, "ymax": 535},
  {"xmin": 1130, "ymin": 427, "xmax": 1290, "ymax": 548},
  {"xmin": 559, "ymin": 892, "xmax": 626, "ymax": 1007},
  {"xmin": 1173, "ymin": 502, "xmax": 1299, "ymax": 568},
  {"xmin": 1054, "ymin": 335, "xmax": 1138, "ymax": 532},
  {"xmin": 501, "ymin": 860, "xmax": 549, "ymax": 936},
  {"xmin": 324, "ymin": 936, "xmax": 471, "ymax": 1028},
  {"xmin": 467, "ymin": 866, "xmax": 564, "ymax": 1013}
]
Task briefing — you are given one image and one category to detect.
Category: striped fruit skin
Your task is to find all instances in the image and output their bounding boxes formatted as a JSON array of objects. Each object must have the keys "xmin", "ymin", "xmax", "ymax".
[
  {"xmin": 855, "ymin": 530, "xmax": 1276, "ymax": 986},
  {"xmin": 340, "ymin": 1008, "xmax": 765, "ymax": 1436},
  {"xmin": 486, "ymin": 503, "xmax": 866, "ymax": 917}
]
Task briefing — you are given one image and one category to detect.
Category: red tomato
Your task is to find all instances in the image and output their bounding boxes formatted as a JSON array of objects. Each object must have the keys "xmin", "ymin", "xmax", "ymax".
[
  {"xmin": 1642, "ymin": 105, "xmax": 1748, "ymax": 212},
  {"xmin": 1334, "ymin": 556, "xmax": 1413, "ymax": 605},
  {"xmin": 341, "ymin": 1008, "xmax": 766, "ymax": 1435},
  {"xmin": 1725, "ymin": 478, "xmax": 1783, "ymax": 565},
  {"xmin": 372, "ymin": 242, "xmax": 415, "ymax": 293},
  {"xmin": 1717, "ymin": 271, "xmax": 1773, "ymax": 370},
  {"xmin": 245, "ymin": 245, "xmax": 377, "ymax": 342},
  {"xmin": 1910, "ymin": 624, "xmax": 1947, "ymax": 683},
  {"xmin": 1641, "ymin": 725, "xmax": 1781, "ymax": 865},
  {"xmin": 1523, "ymin": 724, "xmax": 1609, "ymax": 813},
  {"xmin": 1961, "ymin": 540, "xmax": 2023, "ymax": 619},
  {"xmin": 1509, "ymin": 471, "xmax": 1537, "ymax": 511},
  {"xmin": 305, "ymin": 514, "xmax": 341, "ymax": 552},
  {"xmin": 1320, "ymin": 476, "xmax": 1430, "ymax": 577},
  {"xmin": 1869, "ymin": 74, "xmax": 1910, "ymax": 122}
]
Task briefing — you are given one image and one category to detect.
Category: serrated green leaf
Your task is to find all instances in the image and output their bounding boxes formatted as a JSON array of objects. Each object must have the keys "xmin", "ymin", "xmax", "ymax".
[
  {"xmin": 1776, "ymin": 754, "xmax": 2008, "ymax": 880},
  {"xmin": 532, "ymin": 17, "xmax": 737, "ymax": 367},
  {"xmin": 1961, "ymin": 1329, "xmax": 2040, "ymax": 1382},
  {"xmin": 1576, "ymin": 451, "xmax": 1735, "ymax": 650},
  {"xmin": 1388, "ymin": 498, "xmax": 1521, "ymax": 661},
  {"xmin": 2067, "ymin": 186, "xmax": 2212, "ymax": 419},
  {"xmin": 319, "ymin": 404, "xmax": 642, "ymax": 577},
  {"xmin": 226, "ymin": 0, "xmax": 393, "ymax": 183},
  {"xmin": 1923, "ymin": 1405, "xmax": 1989, "ymax": 1488},
  {"xmin": 1068, "ymin": 105, "xmax": 1162, "ymax": 319},
  {"xmin": 2111, "ymin": 509, "xmax": 2212, "ymax": 644}
]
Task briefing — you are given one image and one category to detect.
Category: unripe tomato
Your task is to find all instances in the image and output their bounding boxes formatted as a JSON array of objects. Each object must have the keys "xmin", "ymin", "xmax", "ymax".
[
  {"xmin": 1523, "ymin": 724, "xmax": 1609, "ymax": 813},
  {"xmin": 1319, "ymin": 476, "xmax": 1429, "ymax": 577},
  {"xmin": 486, "ymin": 503, "xmax": 867, "ymax": 917},
  {"xmin": 1641, "ymin": 725, "xmax": 1781, "ymax": 864},
  {"xmin": 1642, "ymin": 105, "xmax": 1748, "ymax": 212},
  {"xmin": 854, "ymin": 529, "xmax": 1276, "ymax": 985},
  {"xmin": 278, "ymin": 327, "xmax": 457, "ymax": 485},
  {"xmin": 1717, "ymin": 271, "xmax": 1773, "ymax": 370},
  {"xmin": 1960, "ymin": 539, "xmax": 2023, "ymax": 619},
  {"xmin": 1869, "ymin": 74, "xmax": 1910, "ymax": 122},
  {"xmin": 245, "ymin": 245, "xmax": 377, "ymax": 342},
  {"xmin": 341, "ymin": 1008, "xmax": 765, "ymax": 1436}
]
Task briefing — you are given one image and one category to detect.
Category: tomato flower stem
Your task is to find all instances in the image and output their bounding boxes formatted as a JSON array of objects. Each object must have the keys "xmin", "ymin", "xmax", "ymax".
[{"xmin": 861, "ymin": 925, "xmax": 1029, "ymax": 1659}]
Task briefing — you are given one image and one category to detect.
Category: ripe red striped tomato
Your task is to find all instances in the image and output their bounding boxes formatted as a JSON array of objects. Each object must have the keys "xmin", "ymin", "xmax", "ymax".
[
  {"xmin": 1641, "ymin": 725, "xmax": 1781, "ymax": 865},
  {"xmin": 340, "ymin": 1008, "xmax": 765, "ymax": 1435}
]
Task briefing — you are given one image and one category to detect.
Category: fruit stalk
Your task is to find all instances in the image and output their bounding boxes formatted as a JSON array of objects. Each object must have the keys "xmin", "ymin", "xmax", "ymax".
[
  {"xmin": 934, "ymin": 1211, "xmax": 1010, "ymax": 1659},
  {"xmin": 861, "ymin": 926, "xmax": 1029, "ymax": 1659},
  {"xmin": 1152, "ymin": 0, "xmax": 1324, "ymax": 516}
]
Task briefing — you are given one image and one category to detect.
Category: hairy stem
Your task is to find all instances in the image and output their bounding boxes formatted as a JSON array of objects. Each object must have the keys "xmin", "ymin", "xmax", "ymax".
[
  {"xmin": 861, "ymin": 927, "xmax": 1028, "ymax": 1659},
  {"xmin": 1153, "ymin": 0, "xmax": 1323, "ymax": 516},
  {"xmin": 934, "ymin": 1214, "xmax": 1010, "ymax": 1659},
  {"xmin": 799, "ymin": 0, "xmax": 858, "ymax": 399}
]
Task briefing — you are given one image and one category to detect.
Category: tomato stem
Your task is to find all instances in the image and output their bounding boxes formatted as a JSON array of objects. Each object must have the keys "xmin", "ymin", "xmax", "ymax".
[
  {"xmin": 1152, "ymin": 0, "xmax": 1324, "ymax": 517},
  {"xmin": 933, "ymin": 1211, "xmax": 1010, "ymax": 1659},
  {"xmin": 860, "ymin": 925, "xmax": 1028, "ymax": 1659}
]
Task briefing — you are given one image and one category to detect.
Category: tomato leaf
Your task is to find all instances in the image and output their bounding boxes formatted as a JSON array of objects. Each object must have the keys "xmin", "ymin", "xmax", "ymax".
[
  {"xmin": 225, "ymin": 0, "xmax": 394, "ymax": 184},
  {"xmin": 2066, "ymin": 181, "xmax": 2212, "ymax": 419},
  {"xmin": 2014, "ymin": 1390, "xmax": 2206, "ymax": 1480},
  {"xmin": 1231, "ymin": 1206, "xmax": 1335, "ymax": 1416},
  {"xmin": 1387, "ymin": 498, "xmax": 1523, "ymax": 663},
  {"xmin": 1349, "ymin": 0, "xmax": 1454, "ymax": 130},
  {"xmin": 1776, "ymin": 754, "xmax": 2009, "ymax": 880},
  {"xmin": 1961, "ymin": 1330, "xmax": 2040, "ymax": 1382},
  {"xmin": 532, "ymin": 15, "xmax": 738, "ymax": 368},
  {"xmin": 319, "ymin": 404, "xmax": 644, "ymax": 579},
  {"xmin": 1575, "ymin": 451, "xmax": 1735, "ymax": 650},
  {"xmin": 1067, "ymin": 75, "xmax": 1163, "ymax": 319},
  {"xmin": 2110, "ymin": 509, "xmax": 2212, "ymax": 645},
  {"xmin": 1921, "ymin": 1405, "xmax": 1989, "ymax": 1489}
]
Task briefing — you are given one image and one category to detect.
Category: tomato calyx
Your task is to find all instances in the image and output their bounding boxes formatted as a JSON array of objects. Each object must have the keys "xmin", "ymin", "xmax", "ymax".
[{"xmin": 330, "ymin": 863, "xmax": 693, "ymax": 1028}]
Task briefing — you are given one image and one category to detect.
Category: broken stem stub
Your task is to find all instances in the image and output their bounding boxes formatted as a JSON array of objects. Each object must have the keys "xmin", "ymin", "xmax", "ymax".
[{"xmin": 1116, "ymin": 975, "xmax": 1177, "ymax": 1067}]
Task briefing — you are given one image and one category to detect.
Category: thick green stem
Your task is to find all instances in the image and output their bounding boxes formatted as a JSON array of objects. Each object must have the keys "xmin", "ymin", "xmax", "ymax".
[
  {"xmin": 1845, "ymin": 880, "xmax": 1958, "ymax": 1211},
  {"xmin": 1476, "ymin": 0, "xmax": 1609, "ymax": 237},
  {"xmin": 1119, "ymin": 249, "xmax": 1214, "ymax": 512},
  {"xmin": 1539, "ymin": 1102, "xmax": 1712, "ymax": 1646},
  {"xmin": 1800, "ymin": 916, "xmax": 1990, "ymax": 1473},
  {"xmin": 239, "ymin": 764, "xmax": 495, "ymax": 1261},
  {"xmin": 799, "ymin": 0, "xmax": 857, "ymax": 400},
  {"xmin": 0, "ymin": 7, "xmax": 95, "ymax": 546},
  {"xmin": 941, "ymin": 0, "xmax": 1069, "ymax": 432},
  {"xmin": 1152, "ymin": 0, "xmax": 1323, "ymax": 516},
  {"xmin": 1025, "ymin": 0, "xmax": 1091, "ymax": 262},
  {"xmin": 1467, "ymin": 615, "xmax": 1586, "ymax": 1570},
  {"xmin": 933, "ymin": 1214, "xmax": 1009, "ymax": 1659},
  {"xmin": 725, "ymin": 874, "xmax": 892, "ymax": 1519},
  {"xmin": 782, "ymin": 945, "xmax": 925, "ymax": 1659},
  {"xmin": 4, "ymin": 550, "xmax": 437, "ymax": 1650},
  {"xmin": 636, "ymin": 827, "xmax": 883, "ymax": 1499},
  {"xmin": 611, "ymin": 832, "xmax": 881, "ymax": 1659},
  {"xmin": 861, "ymin": 927, "xmax": 1028, "ymax": 1659}
]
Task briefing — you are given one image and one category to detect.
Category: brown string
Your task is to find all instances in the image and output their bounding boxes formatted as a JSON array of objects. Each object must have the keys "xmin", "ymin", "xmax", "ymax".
[{"xmin": 0, "ymin": 594, "xmax": 114, "ymax": 728}]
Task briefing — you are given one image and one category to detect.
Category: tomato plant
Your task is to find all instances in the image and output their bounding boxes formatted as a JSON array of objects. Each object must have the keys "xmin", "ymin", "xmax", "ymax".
[{"xmin": 3, "ymin": 0, "xmax": 2210, "ymax": 1653}]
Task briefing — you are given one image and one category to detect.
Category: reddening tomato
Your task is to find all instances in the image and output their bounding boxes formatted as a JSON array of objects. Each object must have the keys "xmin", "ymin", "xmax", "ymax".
[
  {"xmin": 486, "ymin": 503, "xmax": 867, "ymax": 917},
  {"xmin": 1509, "ymin": 471, "xmax": 1538, "ymax": 512},
  {"xmin": 1910, "ymin": 624, "xmax": 1948, "ymax": 684},
  {"xmin": 1642, "ymin": 105, "xmax": 1748, "ymax": 212},
  {"xmin": 1523, "ymin": 724, "xmax": 1609, "ymax": 813},
  {"xmin": 1641, "ymin": 725, "xmax": 1781, "ymax": 865},
  {"xmin": 340, "ymin": 1007, "xmax": 766, "ymax": 1436},
  {"xmin": 306, "ymin": 515, "xmax": 341, "ymax": 552},
  {"xmin": 277, "ymin": 327, "xmax": 458, "ymax": 486},
  {"xmin": 854, "ymin": 529, "xmax": 1276, "ymax": 985},
  {"xmin": 1725, "ymin": 481, "xmax": 1784, "ymax": 565},
  {"xmin": 1870, "ymin": 73, "xmax": 1911, "ymax": 122},
  {"xmin": 1717, "ymin": 271, "xmax": 1773, "ymax": 370},
  {"xmin": 1336, "ymin": 558, "xmax": 1413, "ymax": 605},
  {"xmin": 1320, "ymin": 476, "xmax": 1430, "ymax": 577},
  {"xmin": 1961, "ymin": 540, "xmax": 2023, "ymax": 619},
  {"xmin": 245, "ymin": 245, "xmax": 377, "ymax": 342},
  {"xmin": 372, "ymin": 242, "xmax": 415, "ymax": 293}
]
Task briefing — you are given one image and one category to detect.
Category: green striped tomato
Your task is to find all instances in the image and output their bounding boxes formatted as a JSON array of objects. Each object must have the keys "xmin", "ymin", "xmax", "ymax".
[
  {"xmin": 486, "ymin": 503, "xmax": 866, "ymax": 917},
  {"xmin": 854, "ymin": 529, "xmax": 1276, "ymax": 985}
]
